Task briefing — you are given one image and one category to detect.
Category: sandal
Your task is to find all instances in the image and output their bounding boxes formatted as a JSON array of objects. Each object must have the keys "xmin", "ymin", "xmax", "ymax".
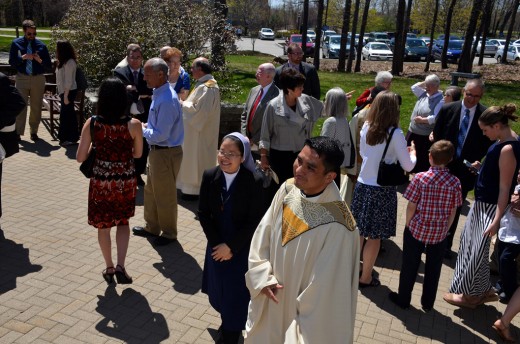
[
  {"xmin": 115, "ymin": 264, "xmax": 133, "ymax": 284},
  {"xmin": 102, "ymin": 267, "xmax": 115, "ymax": 284},
  {"xmin": 359, "ymin": 277, "xmax": 380, "ymax": 288},
  {"xmin": 443, "ymin": 293, "xmax": 477, "ymax": 309},
  {"xmin": 492, "ymin": 320, "xmax": 515, "ymax": 343}
]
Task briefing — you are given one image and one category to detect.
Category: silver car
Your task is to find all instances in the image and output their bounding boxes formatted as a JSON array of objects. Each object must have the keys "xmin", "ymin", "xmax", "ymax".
[
  {"xmin": 362, "ymin": 42, "xmax": 393, "ymax": 61},
  {"xmin": 495, "ymin": 45, "xmax": 520, "ymax": 62},
  {"xmin": 475, "ymin": 40, "xmax": 498, "ymax": 57},
  {"xmin": 258, "ymin": 28, "xmax": 275, "ymax": 40}
]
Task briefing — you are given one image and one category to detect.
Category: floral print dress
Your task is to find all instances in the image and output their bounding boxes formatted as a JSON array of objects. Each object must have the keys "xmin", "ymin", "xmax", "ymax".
[{"xmin": 88, "ymin": 117, "xmax": 136, "ymax": 229}]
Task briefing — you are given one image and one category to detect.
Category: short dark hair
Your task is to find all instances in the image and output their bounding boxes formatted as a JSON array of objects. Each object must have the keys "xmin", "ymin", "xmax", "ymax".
[
  {"xmin": 96, "ymin": 77, "xmax": 128, "ymax": 123},
  {"xmin": 429, "ymin": 140, "xmax": 454, "ymax": 166},
  {"xmin": 279, "ymin": 68, "xmax": 305, "ymax": 94},
  {"xmin": 194, "ymin": 59, "xmax": 212, "ymax": 74},
  {"xmin": 56, "ymin": 40, "xmax": 77, "ymax": 68},
  {"xmin": 445, "ymin": 86, "xmax": 462, "ymax": 101},
  {"xmin": 126, "ymin": 44, "xmax": 141, "ymax": 57},
  {"xmin": 304, "ymin": 136, "xmax": 344, "ymax": 174},
  {"xmin": 22, "ymin": 20, "xmax": 36, "ymax": 31}
]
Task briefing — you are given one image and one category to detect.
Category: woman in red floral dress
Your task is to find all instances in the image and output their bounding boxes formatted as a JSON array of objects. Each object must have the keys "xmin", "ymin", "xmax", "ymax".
[{"xmin": 77, "ymin": 77, "xmax": 143, "ymax": 285}]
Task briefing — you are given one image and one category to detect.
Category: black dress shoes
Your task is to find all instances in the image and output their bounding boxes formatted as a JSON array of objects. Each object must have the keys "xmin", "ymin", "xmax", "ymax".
[
  {"xmin": 30, "ymin": 133, "xmax": 39, "ymax": 141},
  {"xmin": 132, "ymin": 226, "xmax": 157, "ymax": 238},
  {"xmin": 153, "ymin": 236, "xmax": 177, "ymax": 246}
]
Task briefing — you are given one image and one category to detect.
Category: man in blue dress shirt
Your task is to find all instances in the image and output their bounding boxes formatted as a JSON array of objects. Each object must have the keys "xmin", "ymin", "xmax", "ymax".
[
  {"xmin": 132, "ymin": 58, "xmax": 184, "ymax": 246},
  {"xmin": 9, "ymin": 20, "xmax": 51, "ymax": 141}
]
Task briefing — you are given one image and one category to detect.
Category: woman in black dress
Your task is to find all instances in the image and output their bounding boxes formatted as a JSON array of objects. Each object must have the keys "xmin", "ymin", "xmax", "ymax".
[{"xmin": 199, "ymin": 132, "xmax": 264, "ymax": 344}]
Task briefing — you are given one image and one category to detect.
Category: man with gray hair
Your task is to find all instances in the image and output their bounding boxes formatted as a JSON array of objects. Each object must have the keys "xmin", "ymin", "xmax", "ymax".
[
  {"xmin": 433, "ymin": 78, "xmax": 492, "ymax": 258},
  {"xmin": 178, "ymin": 57, "xmax": 220, "ymax": 200},
  {"xmin": 132, "ymin": 58, "xmax": 184, "ymax": 246},
  {"xmin": 241, "ymin": 63, "xmax": 280, "ymax": 160},
  {"xmin": 406, "ymin": 74, "xmax": 444, "ymax": 172}
]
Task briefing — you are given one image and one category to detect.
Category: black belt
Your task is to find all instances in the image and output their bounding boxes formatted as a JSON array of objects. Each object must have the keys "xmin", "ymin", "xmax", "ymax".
[{"xmin": 150, "ymin": 145, "xmax": 171, "ymax": 150}]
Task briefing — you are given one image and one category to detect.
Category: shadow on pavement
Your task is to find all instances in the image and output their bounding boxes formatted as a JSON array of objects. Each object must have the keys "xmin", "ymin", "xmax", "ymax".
[
  {"xmin": 95, "ymin": 286, "xmax": 169, "ymax": 343},
  {"xmin": 151, "ymin": 239, "xmax": 202, "ymax": 295},
  {"xmin": 361, "ymin": 285, "xmax": 487, "ymax": 343},
  {"xmin": 19, "ymin": 138, "xmax": 60, "ymax": 157},
  {"xmin": 0, "ymin": 228, "xmax": 42, "ymax": 294}
]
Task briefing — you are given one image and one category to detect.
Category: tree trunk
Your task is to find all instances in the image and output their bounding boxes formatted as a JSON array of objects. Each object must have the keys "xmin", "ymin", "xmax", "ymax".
[
  {"xmin": 477, "ymin": 0, "xmax": 494, "ymax": 65},
  {"xmin": 424, "ymin": 0, "xmax": 439, "ymax": 72},
  {"xmin": 501, "ymin": 0, "xmax": 520, "ymax": 63},
  {"xmin": 391, "ymin": 0, "xmax": 406, "ymax": 76},
  {"xmin": 313, "ymin": 0, "xmax": 324, "ymax": 69},
  {"xmin": 457, "ymin": 0, "xmax": 484, "ymax": 73},
  {"xmin": 347, "ymin": 0, "xmax": 361, "ymax": 72},
  {"xmin": 441, "ymin": 0, "xmax": 457, "ymax": 69},
  {"xmin": 211, "ymin": 0, "xmax": 228, "ymax": 71},
  {"xmin": 355, "ymin": 0, "xmax": 371, "ymax": 72},
  {"xmin": 302, "ymin": 0, "xmax": 309, "ymax": 61},
  {"xmin": 338, "ymin": 0, "xmax": 352, "ymax": 71}
]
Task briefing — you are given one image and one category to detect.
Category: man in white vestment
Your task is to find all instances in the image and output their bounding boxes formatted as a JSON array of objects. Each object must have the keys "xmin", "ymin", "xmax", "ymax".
[
  {"xmin": 178, "ymin": 57, "xmax": 220, "ymax": 199},
  {"xmin": 245, "ymin": 136, "xmax": 360, "ymax": 344}
]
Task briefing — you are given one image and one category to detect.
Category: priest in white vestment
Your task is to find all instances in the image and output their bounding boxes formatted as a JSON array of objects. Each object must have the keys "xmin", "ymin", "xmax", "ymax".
[
  {"xmin": 245, "ymin": 136, "xmax": 360, "ymax": 344},
  {"xmin": 178, "ymin": 57, "xmax": 221, "ymax": 197}
]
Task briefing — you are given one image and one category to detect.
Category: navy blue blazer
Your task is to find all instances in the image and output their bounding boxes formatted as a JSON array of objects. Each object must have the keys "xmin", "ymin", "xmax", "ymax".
[
  {"xmin": 433, "ymin": 100, "xmax": 493, "ymax": 194},
  {"xmin": 198, "ymin": 165, "xmax": 265, "ymax": 253}
]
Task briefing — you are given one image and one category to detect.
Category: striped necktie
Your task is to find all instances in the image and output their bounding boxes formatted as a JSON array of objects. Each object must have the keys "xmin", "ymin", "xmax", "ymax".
[
  {"xmin": 26, "ymin": 42, "xmax": 33, "ymax": 75},
  {"xmin": 456, "ymin": 109, "xmax": 470, "ymax": 157}
]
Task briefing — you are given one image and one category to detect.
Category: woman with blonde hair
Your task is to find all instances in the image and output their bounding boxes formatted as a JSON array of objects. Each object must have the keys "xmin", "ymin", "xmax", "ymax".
[
  {"xmin": 444, "ymin": 104, "xmax": 520, "ymax": 308},
  {"xmin": 320, "ymin": 87, "xmax": 354, "ymax": 189},
  {"xmin": 351, "ymin": 91, "xmax": 416, "ymax": 287},
  {"xmin": 161, "ymin": 47, "xmax": 190, "ymax": 100}
]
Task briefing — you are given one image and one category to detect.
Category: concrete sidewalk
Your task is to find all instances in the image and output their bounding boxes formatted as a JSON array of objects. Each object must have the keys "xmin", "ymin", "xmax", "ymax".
[{"xmin": 0, "ymin": 114, "xmax": 513, "ymax": 343}]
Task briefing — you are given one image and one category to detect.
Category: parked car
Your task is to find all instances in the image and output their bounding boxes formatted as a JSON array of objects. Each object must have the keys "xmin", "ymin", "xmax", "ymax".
[
  {"xmin": 407, "ymin": 32, "xmax": 418, "ymax": 38},
  {"xmin": 258, "ymin": 28, "xmax": 275, "ymax": 40},
  {"xmin": 367, "ymin": 32, "xmax": 390, "ymax": 44},
  {"xmin": 284, "ymin": 34, "xmax": 315, "ymax": 56},
  {"xmin": 322, "ymin": 35, "xmax": 352, "ymax": 59},
  {"xmin": 437, "ymin": 34, "xmax": 461, "ymax": 41},
  {"xmin": 495, "ymin": 45, "xmax": 520, "ymax": 62},
  {"xmin": 512, "ymin": 39, "xmax": 520, "ymax": 46},
  {"xmin": 322, "ymin": 29, "xmax": 337, "ymax": 41},
  {"xmin": 389, "ymin": 38, "xmax": 429, "ymax": 61},
  {"xmin": 473, "ymin": 39, "xmax": 498, "ymax": 57},
  {"xmin": 432, "ymin": 39, "xmax": 464, "ymax": 62},
  {"xmin": 307, "ymin": 30, "xmax": 317, "ymax": 40},
  {"xmin": 361, "ymin": 42, "xmax": 393, "ymax": 61},
  {"xmin": 488, "ymin": 39, "xmax": 506, "ymax": 48},
  {"xmin": 418, "ymin": 36, "xmax": 432, "ymax": 47}
]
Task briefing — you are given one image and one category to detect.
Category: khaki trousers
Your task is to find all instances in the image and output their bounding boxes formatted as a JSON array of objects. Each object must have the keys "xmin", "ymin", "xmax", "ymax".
[
  {"xmin": 15, "ymin": 73, "xmax": 46, "ymax": 135},
  {"xmin": 144, "ymin": 146, "xmax": 183, "ymax": 239}
]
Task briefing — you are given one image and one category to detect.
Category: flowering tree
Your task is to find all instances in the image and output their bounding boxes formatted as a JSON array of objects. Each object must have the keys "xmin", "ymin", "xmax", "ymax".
[{"xmin": 53, "ymin": 0, "xmax": 232, "ymax": 84}]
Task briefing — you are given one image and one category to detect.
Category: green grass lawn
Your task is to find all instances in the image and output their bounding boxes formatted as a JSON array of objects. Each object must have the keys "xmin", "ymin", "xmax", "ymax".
[{"xmin": 221, "ymin": 53, "xmax": 520, "ymax": 136}]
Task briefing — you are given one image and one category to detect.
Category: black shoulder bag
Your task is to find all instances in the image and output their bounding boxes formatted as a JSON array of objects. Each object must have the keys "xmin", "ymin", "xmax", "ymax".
[
  {"xmin": 79, "ymin": 116, "xmax": 97, "ymax": 178},
  {"xmin": 376, "ymin": 127, "xmax": 409, "ymax": 186}
]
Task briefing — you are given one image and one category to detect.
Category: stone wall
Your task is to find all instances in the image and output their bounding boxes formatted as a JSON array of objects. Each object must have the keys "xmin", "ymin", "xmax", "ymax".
[{"xmin": 219, "ymin": 102, "xmax": 244, "ymax": 141}]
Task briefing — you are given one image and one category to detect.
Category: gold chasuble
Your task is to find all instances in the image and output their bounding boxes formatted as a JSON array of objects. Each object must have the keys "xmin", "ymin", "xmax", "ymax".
[{"xmin": 281, "ymin": 179, "xmax": 356, "ymax": 246}]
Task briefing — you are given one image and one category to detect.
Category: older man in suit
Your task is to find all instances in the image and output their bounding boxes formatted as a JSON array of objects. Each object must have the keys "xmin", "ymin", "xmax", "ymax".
[
  {"xmin": 114, "ymin": 44, "xmax": 153, "ymax": 186},
  {"xmin": 433, "ymin": 78, "xmax": 493, "ymax": 258},
  {"xmin": 240, "ymin": 63, "xmax": 280, "ymax": 160},
  {"xmin": 274, "ymin": 43, "xmax": 320, "ymax": 99}
]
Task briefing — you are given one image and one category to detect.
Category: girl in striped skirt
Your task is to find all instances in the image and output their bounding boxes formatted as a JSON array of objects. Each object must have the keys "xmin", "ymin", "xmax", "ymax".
[{"xmin": 443, "ymin": 104, "xmax": 520, "ymax": 308}]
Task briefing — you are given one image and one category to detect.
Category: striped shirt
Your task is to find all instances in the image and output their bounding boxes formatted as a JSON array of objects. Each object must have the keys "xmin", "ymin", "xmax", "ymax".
[{"xmin": 404, "ymin": 166, "xmax": 463, "ymax": 244}]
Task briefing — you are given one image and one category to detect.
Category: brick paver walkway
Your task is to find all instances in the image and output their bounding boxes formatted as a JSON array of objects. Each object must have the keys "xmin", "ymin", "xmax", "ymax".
[{"xmin": 0, "ymin": 113, "xmax": 514, "ymax": 343}]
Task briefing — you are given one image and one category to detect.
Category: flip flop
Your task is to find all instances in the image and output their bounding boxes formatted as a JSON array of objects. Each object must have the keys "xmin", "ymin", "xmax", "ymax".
[
  {"xmin": 359, "ymin": 277, "xmax": 380, "ymax": 288},
  {"xmin": 443, "ymin": 293, "xmax": 477, "ymax": 309},
  {"xmin": 492, "ymin": 323, "xmax": 515, "ymax": 343}
]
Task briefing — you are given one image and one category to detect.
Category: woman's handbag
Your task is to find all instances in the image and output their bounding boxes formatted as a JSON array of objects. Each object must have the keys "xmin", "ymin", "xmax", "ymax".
[
  {"xmin": 79, "ymin": 116, "xmax": 97, "ymax": 178},
  {"xmin": 377, "ymin": 127, "xmax": 409, "ymax": 186}
]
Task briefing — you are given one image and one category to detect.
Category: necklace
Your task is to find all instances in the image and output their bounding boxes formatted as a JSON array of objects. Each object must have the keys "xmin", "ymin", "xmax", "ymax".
[{"xmin": 220, "ymin": 192, "xmax": 231, "ymax": 211}]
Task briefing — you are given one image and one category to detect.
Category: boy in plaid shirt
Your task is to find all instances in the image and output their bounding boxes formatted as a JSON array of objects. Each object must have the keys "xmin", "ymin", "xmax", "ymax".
[{"xmin": 389, "ymin": 140, "xmax": 462, "ymax": 311}]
